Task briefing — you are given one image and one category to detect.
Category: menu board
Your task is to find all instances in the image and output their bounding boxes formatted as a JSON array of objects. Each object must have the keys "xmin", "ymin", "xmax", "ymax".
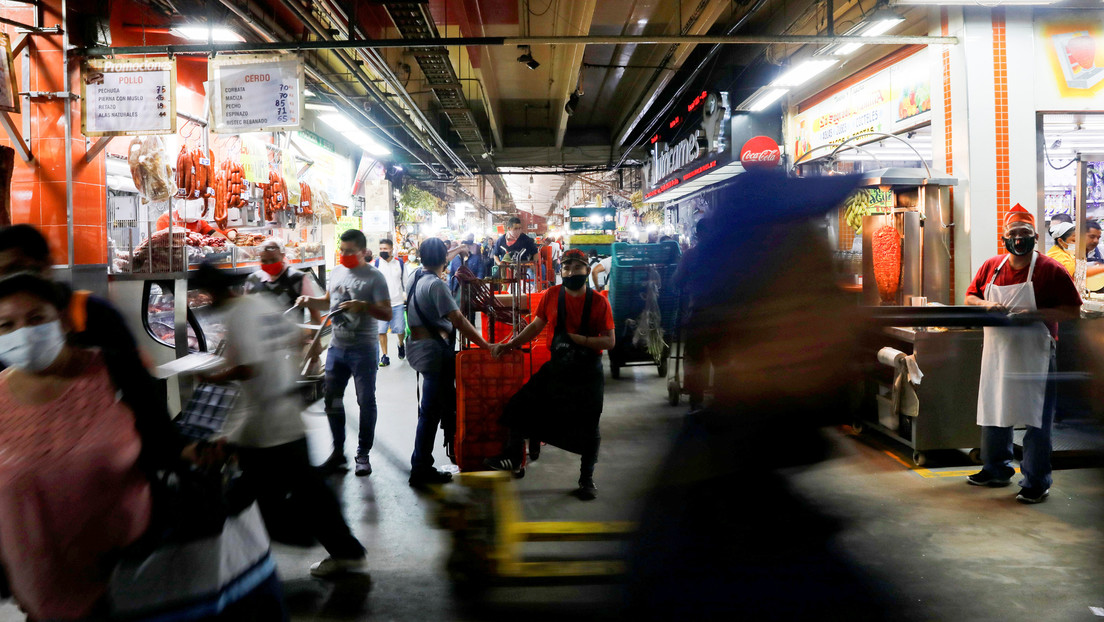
[
  {"xmin": 80, "ymin": 57, "xmax": 176, "ymax": 136},
  {"xmin": 210, "ymin": 55, "xmax": 303, "ymax": 134},
  {"xmin": 0, "ymin": 34, "xmax": 18, "ymax": 114}
]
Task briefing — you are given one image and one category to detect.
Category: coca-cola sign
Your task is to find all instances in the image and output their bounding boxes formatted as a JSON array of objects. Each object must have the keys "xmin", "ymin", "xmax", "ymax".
[{"xmin": 740, "ymin": 136, "xmax": 781, "ymax": 169}]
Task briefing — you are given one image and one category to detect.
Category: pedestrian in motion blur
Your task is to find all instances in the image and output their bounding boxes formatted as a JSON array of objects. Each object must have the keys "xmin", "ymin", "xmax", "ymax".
[
  {"xmin": 297, "ymin": 229, "xmax": 392, "ymax": 476},
  {"xmin": 0, "ymin": 273, "xmax": 287, "ymax": 619},
  {"xmin": 965, "ymin": 204, "xmax": 1081, "ymax": 503},
  {"xmin": 193, "ymin": 263, "xmax": 368, "ymax": 579},
  {"xmin": 374, "ymin": 238, "xmax": 407, "ymax": 367},
  {"xmin": 406, "ymin": 238, "xmax": 492, "ymax": 488},
  {"xmin": 487, "ymin": 249, "xmax": 615, "ymax": 500}
]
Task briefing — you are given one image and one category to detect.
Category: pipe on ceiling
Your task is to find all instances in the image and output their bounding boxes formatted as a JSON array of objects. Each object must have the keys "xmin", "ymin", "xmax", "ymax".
[{"xmin": 78, "ymin": 33, "xmax": 959, "ymax": 56}]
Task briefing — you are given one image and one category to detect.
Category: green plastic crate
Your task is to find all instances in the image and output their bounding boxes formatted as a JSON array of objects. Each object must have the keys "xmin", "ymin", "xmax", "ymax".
[{"xmin": 608, "ymin": 241, "xmax": 681, "ymax": 339}]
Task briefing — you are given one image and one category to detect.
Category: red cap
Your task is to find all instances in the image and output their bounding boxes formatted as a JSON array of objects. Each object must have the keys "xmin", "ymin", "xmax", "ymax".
[
  {"xmin": 1004, "ymin": 203, "xmax": 1035, "ymax": 230},
  {"xmin": 562, "ymin": 249, "xmax": 589, "ymax": 266}
]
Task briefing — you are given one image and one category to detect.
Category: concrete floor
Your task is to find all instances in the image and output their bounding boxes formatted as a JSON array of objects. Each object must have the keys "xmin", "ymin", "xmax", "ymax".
[{"xmin": 1, "ymin": 342, "xmax": 1101, "ymax": 621}]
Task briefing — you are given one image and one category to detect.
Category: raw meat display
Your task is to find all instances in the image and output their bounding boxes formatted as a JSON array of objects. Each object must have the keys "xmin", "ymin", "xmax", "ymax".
[
  {"xmin": 872, "ymin": 225, "xmax": 902, "ymax": 303},
  {"xmin": 131, "ymin": 227, "xmax": 187, "ymax": 273},
  {"xmin": 297, "ymin": 181, "xmax": 313, "ymax": 216},
  {"xmin": 129, "ymin": 136, "xmax": 175, "ymax": 203}
]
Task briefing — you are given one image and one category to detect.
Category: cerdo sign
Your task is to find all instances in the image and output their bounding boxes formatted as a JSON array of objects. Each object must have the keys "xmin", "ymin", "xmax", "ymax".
[{"xmin": 740, "ymin": 136, "xmax": 781, "ymax": 169}]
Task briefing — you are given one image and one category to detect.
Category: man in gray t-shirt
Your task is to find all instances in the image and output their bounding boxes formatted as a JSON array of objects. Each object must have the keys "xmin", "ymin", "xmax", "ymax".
[{"xmin": 297, "ymin": 229, "xmax": 392, "ymax": 477}]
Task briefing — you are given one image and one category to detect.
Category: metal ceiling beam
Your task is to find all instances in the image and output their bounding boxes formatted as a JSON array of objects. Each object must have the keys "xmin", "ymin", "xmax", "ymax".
[
  {"xmin": 77, "ymin": 34, "xmax": 959, "ymax": 57},
  {"xmin": 550, "ymin": 0, "xmax": 597, "ymax": 150}
]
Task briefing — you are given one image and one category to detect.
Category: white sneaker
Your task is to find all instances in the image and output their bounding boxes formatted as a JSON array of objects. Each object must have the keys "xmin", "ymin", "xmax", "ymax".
[{"xmin": 310, "ymin": 556, "xmax": 369, "ymax": 578}]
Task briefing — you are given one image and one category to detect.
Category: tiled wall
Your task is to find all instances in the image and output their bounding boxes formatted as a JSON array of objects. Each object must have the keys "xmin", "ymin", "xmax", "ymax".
[
  {"xmin": 1, "ymin": 0, "xmax": 108, "ymax": 265},
  {"xmin": 991, "ymin": 8, "xmax": 1010, "ymax": 255}
]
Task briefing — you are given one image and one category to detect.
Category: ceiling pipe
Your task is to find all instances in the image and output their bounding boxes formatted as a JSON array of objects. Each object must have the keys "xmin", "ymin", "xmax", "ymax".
[
  {"xmin": 275, "ymin": 0, "xmax": 469, "ymax": 177},
  {"xmin": 78, "ymin": 33, "xmax": 959, "ymax": 56},
  {"xmin": 213, "ymin": 0, "xmax": 448, "ymax": 177}
]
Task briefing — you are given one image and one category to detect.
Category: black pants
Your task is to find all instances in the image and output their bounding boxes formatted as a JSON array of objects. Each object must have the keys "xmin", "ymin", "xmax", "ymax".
[{"xmin": 236, "ymin": 438, "xmax": 365, "ymax": 559}]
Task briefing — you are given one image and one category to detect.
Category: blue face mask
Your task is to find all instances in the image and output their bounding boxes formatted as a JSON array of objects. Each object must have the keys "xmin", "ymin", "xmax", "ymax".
[{"xmin": 0, "ymin": 320, "xmax": 66, "ymax": 372}]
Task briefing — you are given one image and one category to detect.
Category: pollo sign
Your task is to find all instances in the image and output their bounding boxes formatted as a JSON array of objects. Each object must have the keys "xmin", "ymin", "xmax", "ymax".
[{"xmin": 739, "ymin": 136, "xmax": 781, "ymax": 170}]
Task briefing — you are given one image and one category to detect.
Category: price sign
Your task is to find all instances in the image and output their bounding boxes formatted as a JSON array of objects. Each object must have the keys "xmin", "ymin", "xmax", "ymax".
[
  {"xmin": 210, "ymin": 55, "xmax": 302, "ymax": 134},
  {"xmin": 80, "ymin": 57, "xmax": 176, "ymax": 135}
]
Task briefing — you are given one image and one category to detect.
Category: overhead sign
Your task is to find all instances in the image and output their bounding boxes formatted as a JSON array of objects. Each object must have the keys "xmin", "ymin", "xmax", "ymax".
[
  {"xmin": 791, "ymin": 48, "xmax": 930, "ymax": 161},
  {"xmin": 1034, "ymin": 11, "xmax": 1104, "ymax": 110},
  {"xmin": 568, "ymin": 206, "xmax": 616, "ymax": 232},
  {"xmin": 740, "ymin": 136, "xmax": 781, "ymax": 169},
  {"xmin": 642, "ymin": 91, "xmax": 731, "ymax": 199},
  {"xmin": 210, "ymin": 55, "xmax": 303, "ymax": 134},
  {"xmin": 80, "ymin": 57, "xmax": 176, "ymax": 136}
]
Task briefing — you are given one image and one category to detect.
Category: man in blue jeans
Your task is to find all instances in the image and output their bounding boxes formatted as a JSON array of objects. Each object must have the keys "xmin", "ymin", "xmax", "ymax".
[
  {"xmin": 298, "ymin": 229, "xmax": 392, "ymax": 476},
  {"xmin": 964, "ymin": 205, "xmax": 1081, "ymax": 504}
]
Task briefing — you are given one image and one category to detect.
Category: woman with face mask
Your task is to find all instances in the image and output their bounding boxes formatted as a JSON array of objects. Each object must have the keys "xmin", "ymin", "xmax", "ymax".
[{"xmin": 0, "ymin": 273, "xmax": 286, "ymax": 620}]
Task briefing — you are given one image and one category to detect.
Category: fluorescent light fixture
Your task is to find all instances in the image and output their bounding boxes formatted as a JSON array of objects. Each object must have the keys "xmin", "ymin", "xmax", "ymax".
[
  {"xmin": 819, "ymin": 14, "xmax": 905, "ymax": 57},
  {"xmin": 305, "ymin": 103, "xmax": 337, "ymax": 112},
  {"xmin": 737, "ymin": 86, "xmax": 789, "ymax": 112},
  {"xmin": 771, "ymin": 59, "xmax": 838, "ymax": 87},
  {"xmin": 891, "ymin": 0, "xmax": 1054, "ymax": 4},
  {"xmin": 304, "ymin": 89, "xmax": 316, "ymax": 97},
  {"xmin": 171, "ymin": 26, "xmax": 242, "ymax": 42},
  {"xmin": 491, "ymin": 210, "xmax": 507, "ymax": 215},
  {"xmin": 318, "ymin": 112, "xmax": 391, "ymax": 157},
  {"xmin": 637, "ymin": 18, "xmax": 648, "ymax": 25}
]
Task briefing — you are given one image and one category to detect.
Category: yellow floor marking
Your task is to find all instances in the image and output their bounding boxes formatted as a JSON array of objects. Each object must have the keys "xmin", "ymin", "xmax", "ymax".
[{"xmin": 854, "ymin": 429, "xmax": 1022, "ymax": 479}]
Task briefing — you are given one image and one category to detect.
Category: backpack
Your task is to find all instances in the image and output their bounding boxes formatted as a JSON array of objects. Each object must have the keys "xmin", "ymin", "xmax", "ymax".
[{"xmin": 374, "ymin": 257, "xmax": 405, "ymax": 280}]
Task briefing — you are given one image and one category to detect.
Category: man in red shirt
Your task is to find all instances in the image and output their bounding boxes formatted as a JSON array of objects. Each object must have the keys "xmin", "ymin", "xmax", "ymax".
[
  {"xmin": 964, "ymin": 204, "xmax": 1081, "ymax": 503},
  {"xmin": 488, "ymin": 249, "xmax": 615, "ymax": 500},
  {"xmin": 154, "ymin": 199, "xmax": 226, "ymax": 238}
]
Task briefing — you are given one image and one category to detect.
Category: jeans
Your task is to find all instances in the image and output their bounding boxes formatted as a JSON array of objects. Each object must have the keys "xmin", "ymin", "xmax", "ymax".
[
  {"xmin": 324, "ymin": 344, "xmax": 379, "ymax": 456},
  {"xmin": 980, "ymin": 349, "xmax": 1057, "ymax": 490},
  {"xmin": 412, "ymin": 356, "xmax": 456, "ymax": 473},
  {"xmin": 236, "ymin": 439, "xmax": 365, "ymax": 559}
]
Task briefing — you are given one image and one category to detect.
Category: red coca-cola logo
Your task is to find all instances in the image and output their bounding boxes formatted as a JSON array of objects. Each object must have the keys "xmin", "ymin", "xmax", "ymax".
[{"xmin": 740, "ymin": 136, "xmax": 781, "ymax": 169}]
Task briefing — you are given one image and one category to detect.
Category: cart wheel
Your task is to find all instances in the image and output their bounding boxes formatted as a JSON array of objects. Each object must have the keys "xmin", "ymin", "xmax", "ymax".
[
  {"xmin": 851, "ymin": 420, "xmax": 864, "ymax": 434},
  {"xmin": 912, "ymin": 451, "xmax": 927, "ymax": 467},
  {"xmin": 512, "ymin": 468, "xmax": 525, "ymax": 479},
  {"xmin": 610, "ymin": 362, "xmax": 621, "ymax": 379},
  {"xmin": 657, "ymin": 356, "xmax": 668, "ymax": 378},
  {"xmin": 668, "ymin": 386, "xmax": 680, "ymax": 406},
  {"xmin": 968, "ymin": 447, "xmax": 982, "ymax": 465}
]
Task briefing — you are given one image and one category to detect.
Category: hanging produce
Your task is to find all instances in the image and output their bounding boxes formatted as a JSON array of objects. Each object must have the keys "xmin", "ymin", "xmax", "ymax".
[
  {"xmin": 872, "ymin": 225, "xmax": 902, "ymax": 303},
  {"xmin": 128, "ymin": 136, "xmax": 175, "ymax": 203}
]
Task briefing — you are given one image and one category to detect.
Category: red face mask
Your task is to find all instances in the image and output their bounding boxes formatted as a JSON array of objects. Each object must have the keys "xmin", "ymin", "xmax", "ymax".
[
  {"xmin": 260, "ymin": 261, "xmax": 284, "ymax": 277},
  {"xmin": 339, "ymin": 254, "xmax": 361, "ymax": 269}
]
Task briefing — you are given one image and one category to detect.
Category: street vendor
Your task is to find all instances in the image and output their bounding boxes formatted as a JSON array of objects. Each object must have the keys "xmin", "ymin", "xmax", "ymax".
[
  {"xmin": 493, "ymin": 216, "xmax": 539, "ymax": 266},
  {"xmin": 964, "ymin": 204, "xmax": 1082, "ymax": 504},
  {"xmin": 154, "ymin": 198, "xmax": 227, "ymax": 238},
  {"xmin": 487, "ymin": 248, "xmax": 615, "ymax": 500}
]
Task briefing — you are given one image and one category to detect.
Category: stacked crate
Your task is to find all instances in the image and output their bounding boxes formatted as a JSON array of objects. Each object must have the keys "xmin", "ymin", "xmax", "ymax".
[{"xmin": 455, "ymin": 349, "xmax": 528, "ymax": 471}]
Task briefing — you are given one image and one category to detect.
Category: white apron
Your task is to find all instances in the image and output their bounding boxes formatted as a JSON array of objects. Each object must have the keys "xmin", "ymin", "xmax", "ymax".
[{"xmin": 976, "ymin": 252, "xmax": 1053, "ymax": 428}]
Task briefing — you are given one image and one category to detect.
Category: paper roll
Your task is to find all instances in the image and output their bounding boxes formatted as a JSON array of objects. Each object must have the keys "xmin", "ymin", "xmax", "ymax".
[{"xmin": 877, "ymin": 347, "xmax": 907, "ymax": 368}]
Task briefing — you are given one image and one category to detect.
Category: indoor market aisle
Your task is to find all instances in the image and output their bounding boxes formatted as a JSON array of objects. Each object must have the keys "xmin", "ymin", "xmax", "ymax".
[{"xmin": 0, "ymin": 349, "xmax": 1099, "ymax": 621}]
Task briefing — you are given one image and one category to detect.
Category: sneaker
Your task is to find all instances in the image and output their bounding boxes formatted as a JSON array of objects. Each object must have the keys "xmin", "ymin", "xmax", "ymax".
[
  {"xmin": 379, "ymin": 356, "xmax": 391, "ymax": 368},
  {"xmin": 484, "ymin": 454, "xmax": 521, "ymax": 472},
  {"xmin": 397, "ymin": 344, "xmax": 406, "ymax": 360},
  {"xmin": 573, "ymin": 478, "xmax": 597, "ymax": 501},
  {"xmin": 1016, "ymin": 486, "xmax": 1050, "ymax": 504},
  {"xmin": 309, "ymin": 556, "xmax": 369, "ymax": 578},
  {"xmin": 320, "ymin": 452, "xmax": 348, "ymax": 473},
  {"xmin": 355, "ymin": 452, "xmax": 372, "ymax": 477},
  {"xmin": 966, "ymin": 470, "xmax": 1012, "ymax": 487},
  {"xmin": 409, "ymin": 469, "xmax": 453, "ymax": 488}
]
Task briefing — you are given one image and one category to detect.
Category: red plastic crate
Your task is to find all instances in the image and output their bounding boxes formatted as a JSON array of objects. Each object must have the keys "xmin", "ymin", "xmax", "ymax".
[{"xmin": 455, "ymin": 349, "xmax": 527, "ymax": 471}]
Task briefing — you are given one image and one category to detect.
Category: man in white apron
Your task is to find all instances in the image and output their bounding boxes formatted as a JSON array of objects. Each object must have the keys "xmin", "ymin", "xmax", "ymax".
[{"xmin": 964, "ymin": 204, "xmax": 1082, "ymax": 504}]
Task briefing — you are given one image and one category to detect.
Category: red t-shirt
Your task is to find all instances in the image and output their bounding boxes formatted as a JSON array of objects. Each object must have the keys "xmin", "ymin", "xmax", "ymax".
[
  {"xmin": 155, "ymin": 212, "xmax": 216, "ymax": 236},
  {"xmin": 536, "ymin": 285, "xmax": 615, "ymax": 347},
  {"xmin": 966, "ymin": 252, "xmax": 1081, "ymax": 339}
]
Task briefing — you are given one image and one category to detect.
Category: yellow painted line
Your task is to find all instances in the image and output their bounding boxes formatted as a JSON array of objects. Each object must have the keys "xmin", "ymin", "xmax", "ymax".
[
  {"xmin": 855, "ymin": 429, "xmax": 1021, "ymax": 479},
  {"xmin": 923, "ymin": 467, "xmax": 1021, "ymax": 478}
]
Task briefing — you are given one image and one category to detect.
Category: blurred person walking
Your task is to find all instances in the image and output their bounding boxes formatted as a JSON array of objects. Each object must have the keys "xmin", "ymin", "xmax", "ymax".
[
  {"xmin": 194, "ymin": 263, "xmax": 368, "ymax": 579},
  {"xmin": 374, "ymin": 238, "xmax": 407, "ymax": 366},
  {"xmin": 297, "ymin": 229, "xmax": 391, "ymax": 476},
  {"xmin": 406, "ymin": 238, "xmax": 492, "ymax": 488}
]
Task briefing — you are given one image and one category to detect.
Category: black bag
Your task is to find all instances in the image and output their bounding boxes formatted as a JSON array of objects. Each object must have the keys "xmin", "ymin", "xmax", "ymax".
[{"xmin": 549, "ymin": 286, "xmax": 600, "ymax": 370}]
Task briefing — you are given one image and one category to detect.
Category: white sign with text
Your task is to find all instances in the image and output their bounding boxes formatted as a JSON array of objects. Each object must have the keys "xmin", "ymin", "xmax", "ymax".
[{"xmin": 210, "ymin": 55, "xmax": 303, "ymax": 134}]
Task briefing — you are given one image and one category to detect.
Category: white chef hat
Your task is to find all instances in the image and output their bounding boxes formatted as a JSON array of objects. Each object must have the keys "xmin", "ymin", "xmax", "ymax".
[
  {"xmin": 1049, "ymin": 221, "xmax": 1075, "ymax": 241},
  {"xmin": 260, "ymin": 237, "xmax": 285, "ymax": 253}
]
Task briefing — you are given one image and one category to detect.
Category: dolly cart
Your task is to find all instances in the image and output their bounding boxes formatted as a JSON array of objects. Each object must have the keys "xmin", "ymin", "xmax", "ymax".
[
  {"xmin": 437, "ymin": 472, "xmax": 634, "ymax": 593},
  {"xmin": 607, "ymin": 241, "xmax": 681, "ymax": 379}
]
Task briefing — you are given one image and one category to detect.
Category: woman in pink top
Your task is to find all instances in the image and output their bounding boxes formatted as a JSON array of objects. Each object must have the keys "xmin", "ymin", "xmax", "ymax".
[{"xmin": 0, "ymin": 274, "xmax": 155, "ymax": 619}]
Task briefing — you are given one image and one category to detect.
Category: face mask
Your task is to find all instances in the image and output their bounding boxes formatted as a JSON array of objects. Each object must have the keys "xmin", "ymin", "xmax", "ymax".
[
  {"xmin": 1004, "ymin": 235, "xmax": 1036, "ymax": 256},
  {"xmin": 379, "ymin": 252, "xmax": 391, "ymax": 261},
  {"xmin": 0, "ymin": 320, "xmax": 65, "ymax": 372},
  {"xmin": 563, "ymin": 274, "xmax": 588, "ymax": 290},
  {"xmin": 339, "ymin": 254, "xmax": 361, "ymax": 269},
  {"xmin": 261, "ymin": 261, "xmax": 284, "ymax": 277},
  {"xmin": 180, "ymin": 199, "xmax": 204, "ymax": 222}
]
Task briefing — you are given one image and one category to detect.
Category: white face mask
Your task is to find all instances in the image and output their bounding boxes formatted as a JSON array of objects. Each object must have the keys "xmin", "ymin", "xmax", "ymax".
[
  {"xmin": 180, "ymin": 199, "xmax": 204, "ymax": 222},
  {"xmin": 0, "ymin": 320, "xmax": 66, "ymax": 372}
]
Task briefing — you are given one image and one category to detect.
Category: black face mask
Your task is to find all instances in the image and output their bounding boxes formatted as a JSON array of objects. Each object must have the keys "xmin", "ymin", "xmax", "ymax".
[
  {"xmin": 379, "ymin": 252, "xmax": 391, "ymax": 260},
  {"xmin": 1003, "ymin": 235, "xmax": 1036, "ymax": 256},
  {"xmin": 563, "ymin": 274, "xmax": 588, "ymax": 290}
]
